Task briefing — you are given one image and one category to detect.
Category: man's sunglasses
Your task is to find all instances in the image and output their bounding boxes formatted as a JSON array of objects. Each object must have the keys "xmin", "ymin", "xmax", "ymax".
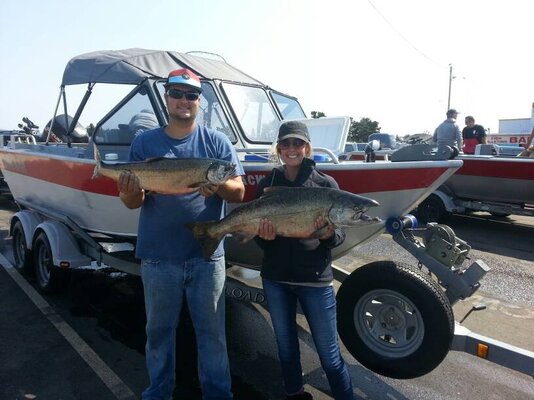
[
  {"xmin": 167, "ymin": 89, "xmax": 201, "ymax": 101},
  {"xmin": 279, "ymin": 138, "xmax": 307, "ymax": 149}
]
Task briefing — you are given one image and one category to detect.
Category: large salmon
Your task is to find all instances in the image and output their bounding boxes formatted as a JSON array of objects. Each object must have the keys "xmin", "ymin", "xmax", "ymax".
[
  {"xmin": 92, "ymin": 146, "xmax": 237, "ymax": 194},
  {"xmin": 186, "ymin": 186, "xmax": 381, "ymax": 259}
]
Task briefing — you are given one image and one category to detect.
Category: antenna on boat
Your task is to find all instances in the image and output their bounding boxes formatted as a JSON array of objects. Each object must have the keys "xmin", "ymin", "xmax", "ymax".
[{"xmin": 186, "ymin": 51, "xmax": 227, "ymax": 63}]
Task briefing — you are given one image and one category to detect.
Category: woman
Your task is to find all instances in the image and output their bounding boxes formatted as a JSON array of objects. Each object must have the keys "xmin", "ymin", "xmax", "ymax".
[{"xmin": 255, "ymin": 121, "xmax": 354, "ymax": 400}]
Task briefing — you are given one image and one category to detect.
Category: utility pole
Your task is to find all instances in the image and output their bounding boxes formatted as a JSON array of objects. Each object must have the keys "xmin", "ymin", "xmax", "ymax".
[{"xmin": 447, "ymin": 64, "xmax": 452, "ymax": 110}]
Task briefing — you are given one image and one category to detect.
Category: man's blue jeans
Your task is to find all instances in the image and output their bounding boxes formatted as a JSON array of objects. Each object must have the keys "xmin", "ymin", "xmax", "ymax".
[
  {"xmin": 141, "ymin": 257, "xmax": 233, "ymax": 400},
  {"xmin": 262, "ymin": 279, "xmax": 354, "ymax": 400}
]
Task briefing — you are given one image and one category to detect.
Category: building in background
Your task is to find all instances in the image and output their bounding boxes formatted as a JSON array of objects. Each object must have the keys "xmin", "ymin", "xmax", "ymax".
[{"xmin": 487, "ymin": 102, "xmax": 533, "ymax": 146}]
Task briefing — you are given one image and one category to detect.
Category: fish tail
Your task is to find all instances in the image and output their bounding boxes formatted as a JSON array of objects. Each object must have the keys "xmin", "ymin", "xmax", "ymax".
[
  {"xmin": 185, "ymin": 221, "xmax": 225, "ymax": 260},
  {"xmin": 92, "ymin": 142, "xmax": 101, "ymax": 179}
]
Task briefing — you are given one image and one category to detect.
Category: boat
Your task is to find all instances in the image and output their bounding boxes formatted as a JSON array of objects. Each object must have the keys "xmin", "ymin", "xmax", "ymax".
[
  {"xmin": 0, "ymin": 48, "xmax": 463, "ymax": 267},
  {"xmin": 5, "ymin": 49, "xmax": 527, "ymax": 380},
  {"xmin": 415, "ymin": 143, "xmax": 534, "ymax": 221}
]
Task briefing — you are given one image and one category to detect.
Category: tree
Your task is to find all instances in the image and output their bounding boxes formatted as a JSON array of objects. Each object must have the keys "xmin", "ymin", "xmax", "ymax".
[
  {"xmin": 348, "ymin": 117, "xmax": 380, "ymax": 142},
  {"xmin": 310, "ymin": 111, "xmax": 326, "ymax": 119},
  {"xmin": 86, "ymin": 123, "xmax": 96, "ymax": 136}
]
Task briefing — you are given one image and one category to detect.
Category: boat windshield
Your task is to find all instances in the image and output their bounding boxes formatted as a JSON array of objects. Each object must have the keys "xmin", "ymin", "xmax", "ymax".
[
  {"xmin": 271, "ymin": 91, "xmax": 306, "ymax": 120},
  {"xmin": 91, "ymin": 82, "xmax": 166, "ymax": 147},
  {"xmin": 155, "ymin": 81, "xmax": 237, "ymax": 143},
  {"xmin": 222, "ymin": 83, "xmax": 281, "ymax": 144}
]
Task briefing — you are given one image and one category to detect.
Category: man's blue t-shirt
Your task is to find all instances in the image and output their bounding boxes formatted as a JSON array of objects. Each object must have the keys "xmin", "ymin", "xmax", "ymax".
[{"xmin": 129, "ymin": 126, "xmax": 244, "ymax": 262}]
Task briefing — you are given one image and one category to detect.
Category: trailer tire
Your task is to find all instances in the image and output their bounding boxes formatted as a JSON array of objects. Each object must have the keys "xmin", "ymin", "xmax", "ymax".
[
  {"xmin": 12, "ymin": 220, "xmax": 33, "ymax": 273},
  {"xmin": 33, "ymin": 232, "xmax": 69, "ymax": 293},
  {"xmin": 417, "ymin": 194, "xmax": 446, "ymax": 223},
  {"xmin": 337, "ymin": 261, "xmax": 454, "ymax": 379}
]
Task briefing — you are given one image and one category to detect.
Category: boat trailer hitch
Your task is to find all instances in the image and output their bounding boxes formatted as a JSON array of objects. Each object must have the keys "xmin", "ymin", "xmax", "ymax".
[{"xmin": 385, "ymin": 216, "xmax": 490, "ymax": 305}]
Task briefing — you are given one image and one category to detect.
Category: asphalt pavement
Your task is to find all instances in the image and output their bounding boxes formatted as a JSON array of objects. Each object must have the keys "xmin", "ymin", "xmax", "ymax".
[
  {"xmin": 0, "ymin": 258, "xmax": 133, "ymax": 400},
  {"xmin": 1, "ymin": 198, "xmax": 533, "ymax": 400}
]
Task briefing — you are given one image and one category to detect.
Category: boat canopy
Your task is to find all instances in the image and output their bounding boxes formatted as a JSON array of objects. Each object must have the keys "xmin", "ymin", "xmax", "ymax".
[{"xmin": 61, "ymin": 48, "xmax": 264, "ymax": 86}]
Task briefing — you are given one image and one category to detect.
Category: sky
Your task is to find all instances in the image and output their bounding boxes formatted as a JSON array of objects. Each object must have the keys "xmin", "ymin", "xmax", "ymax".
[{"xmin": 1, "ymin": 0, "xmax": 533, "ymax": 137}]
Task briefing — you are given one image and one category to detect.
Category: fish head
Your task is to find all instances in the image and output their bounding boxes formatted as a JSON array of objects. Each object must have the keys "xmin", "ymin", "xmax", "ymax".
[
  {"xmin": 328, "ymin": 192, "xmax": 381, "ymax": 226},
  {"xmin": 206, "ymin": 161, "xmax": 237, "ymax": 184}
]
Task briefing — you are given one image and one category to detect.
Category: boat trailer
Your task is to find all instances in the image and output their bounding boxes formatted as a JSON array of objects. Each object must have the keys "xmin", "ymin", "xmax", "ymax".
[
  {"xmin": 227, "ymin": 215, "xmax": 534, "ymax": 378},
  {"xmin": 8, "ymin": 206, "xmax": 534, "ymax": 379}
]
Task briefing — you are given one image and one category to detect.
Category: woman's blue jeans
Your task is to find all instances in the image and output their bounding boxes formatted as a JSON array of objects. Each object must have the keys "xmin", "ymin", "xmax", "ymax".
[
  {"xmin": 141, "ymin": 257, "xmax": 233, "ymax": 400},
  {"xmin": 262, "ymin": 279, "xmax": 354, "ymax": 400}
]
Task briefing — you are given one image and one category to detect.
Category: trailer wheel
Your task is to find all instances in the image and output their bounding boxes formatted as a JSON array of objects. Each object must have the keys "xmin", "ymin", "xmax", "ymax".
[
  {"xmin": 33, "ymin": 232, "xmax": 68, "ymax": 293},
  {"xmin": 417, "ymin": 194, "xmax": 446, "ymax": 223},
  {"xmin": 12, "ymin": 220, "xmax": 32, "ymax": 273},
  {"xmin": 337, "ymin": 261, "xmax": 454, "ymax": 379}
]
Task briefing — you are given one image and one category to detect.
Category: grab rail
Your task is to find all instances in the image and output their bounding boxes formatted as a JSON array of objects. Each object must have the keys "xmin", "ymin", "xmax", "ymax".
[
  {"xmin": 9, "ymin": 134, "xmax": 37, "ymax": 146},
  {"xmin": 235, "ymin": 147, "xmax": 340, "ymax": 164}
]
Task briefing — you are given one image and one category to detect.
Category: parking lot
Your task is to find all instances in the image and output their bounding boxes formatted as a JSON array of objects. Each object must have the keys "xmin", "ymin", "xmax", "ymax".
[{"xmin": 0, "ymin": 198, "xmax": 533, "ymax": 400}]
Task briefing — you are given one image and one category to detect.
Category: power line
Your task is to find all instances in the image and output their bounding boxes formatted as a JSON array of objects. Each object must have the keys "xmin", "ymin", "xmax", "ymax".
[{"xmin": 366, "ymin": 0, "xmax": 445, "ymax": 69}]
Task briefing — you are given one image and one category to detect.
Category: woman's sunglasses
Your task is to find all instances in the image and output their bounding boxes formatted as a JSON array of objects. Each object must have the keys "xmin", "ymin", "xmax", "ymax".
[
  {"xmin": 167, "ymin": 88, "xmax": 201, "ymax": 101},
  {"xmin": 279, "ymin": 138, "xmax": 306, "ymax": 149}
]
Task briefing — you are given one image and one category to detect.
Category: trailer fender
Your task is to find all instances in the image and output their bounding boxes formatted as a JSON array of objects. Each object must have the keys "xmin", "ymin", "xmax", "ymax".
[
  {"xmin": 417, "ymin": 190, "xmax": 465, "ymax": 223},
  {"xmin": 10, "ymin": 210, "xmax": 44, "ymax": 251},
  {"xmin": 432, "ymin": 190, "xmax": 461, "ymax": 213},
  {"xmin": 33, "ymin": 220, "xmax": 91, "ymax": 268}
]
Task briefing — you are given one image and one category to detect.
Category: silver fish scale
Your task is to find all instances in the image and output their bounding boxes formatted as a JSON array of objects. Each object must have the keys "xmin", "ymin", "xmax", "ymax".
[{"xmin": 214, "ymin": 187, "xmax": 370, "ymax": 237}]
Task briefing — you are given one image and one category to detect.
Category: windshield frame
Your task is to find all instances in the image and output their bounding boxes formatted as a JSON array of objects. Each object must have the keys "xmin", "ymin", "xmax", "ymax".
[
  {"xmin": 270, "ymin": 90, "xmax": 306, "ymax": 121},
  {"xmin": 154, "ymin": 79, "xmax": 239, "ymax": 144},
  {"xmin": 220, "ymin": 82, "xmax": 285, "ymax": 145}
]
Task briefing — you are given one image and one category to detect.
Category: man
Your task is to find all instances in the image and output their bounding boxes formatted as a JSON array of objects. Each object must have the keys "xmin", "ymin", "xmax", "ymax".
[
  {"xmin": 433, "ymin": 108, "xmax": 462, "ymax": 151},
  {"xmin": 118, "ymin": 68, "xmax": 245, "ymax": 400},
  {"xmin": 462, "ymin": 115, "xmax": 487, "ymax": 154}
]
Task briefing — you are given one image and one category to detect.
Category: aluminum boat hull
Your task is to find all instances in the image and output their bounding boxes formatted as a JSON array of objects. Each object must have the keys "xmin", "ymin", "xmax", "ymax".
[
  {"xmin": 442, "ymin": 155, "xmax": 534, "ymax": 205},
  {"xmin": 0, "ymin": 146, "xmax": 462, "ymax": 266}
]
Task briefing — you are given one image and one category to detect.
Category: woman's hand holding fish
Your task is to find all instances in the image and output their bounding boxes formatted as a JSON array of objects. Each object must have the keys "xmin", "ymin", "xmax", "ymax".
[
  {"xmin": 315, "ymin": 216, "xmax": 334, "ymax": 240},
  {"xmin": 258, "ymin": 218, "xmax": 276, "ymax": 240}
]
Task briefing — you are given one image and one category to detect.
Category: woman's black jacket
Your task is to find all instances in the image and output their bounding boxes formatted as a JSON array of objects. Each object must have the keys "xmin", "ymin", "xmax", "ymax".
[{"xmin": 254, "ymin": 158, "xmax": 345, "ymax": 283}]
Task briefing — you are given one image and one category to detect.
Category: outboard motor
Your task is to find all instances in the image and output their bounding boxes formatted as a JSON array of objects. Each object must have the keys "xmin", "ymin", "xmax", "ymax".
[
  {"xmin": 43, "ymin": 114, "xmax": 88, "ymax": 143},
  {"xmin": 364, "ymin": 139, "xmax": 381, "ymax": 163}
]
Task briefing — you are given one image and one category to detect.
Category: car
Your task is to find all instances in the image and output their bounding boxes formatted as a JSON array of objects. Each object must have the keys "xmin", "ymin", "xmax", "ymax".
[{"xmin": 338, "ymin": 142, "xmax": 368, "ymax": 160}]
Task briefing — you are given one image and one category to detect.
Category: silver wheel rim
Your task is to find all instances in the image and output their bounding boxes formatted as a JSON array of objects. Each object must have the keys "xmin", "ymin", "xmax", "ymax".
[
  {"xmin": 36, "ymin": 242, "xmax": 51, "ymax": 287},
  {"xmin": 13, "ymin": 228, "xmax": 26, "ymax": 266},
  {"xmin": 353, "ymin": 288, "xmax": 425, "ymax": 358}
]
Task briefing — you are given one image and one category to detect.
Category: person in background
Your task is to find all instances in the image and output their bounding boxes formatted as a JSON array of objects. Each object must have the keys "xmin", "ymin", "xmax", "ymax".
[
  {"xmin": 129, "ymin": 109, "xmax": 159, "ymax": 136},
  {"xmin": 255, "ymin": 121, "xmax": 354, "ymax": 400},
  {"xmin": 118, "ymin": 68, "xmax": 245, "ymax": 400},
  {"xmin": 462, "ymin": 115, "xmax": 487, "ymax": 154},
  {"xmin": 517, "ymin": 126, "xmax": 534, "ymax": 157},
  {"xmin": 433, "ymin": 108, "xmax": 463, "ymax": 152}
]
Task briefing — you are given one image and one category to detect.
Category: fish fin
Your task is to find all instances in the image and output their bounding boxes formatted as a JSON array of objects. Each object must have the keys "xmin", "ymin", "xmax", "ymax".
[
  {"xmin": 310, "ymin": 223, "xmax": 330, "ymax": 239},
  {"xmin": 260, "ymin": 186, "xmax": 292, "ymax": 197},
  {"xmin": 92, "ymin": 143, "xmax": 101, "ymax": 179},
  {"xmin": 231, "ymin": 232, "xmax": 256, "ymax": 243},
  {"xmin": 185, "ymin": 221, "xmax": 225, "ymax": 260}
]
